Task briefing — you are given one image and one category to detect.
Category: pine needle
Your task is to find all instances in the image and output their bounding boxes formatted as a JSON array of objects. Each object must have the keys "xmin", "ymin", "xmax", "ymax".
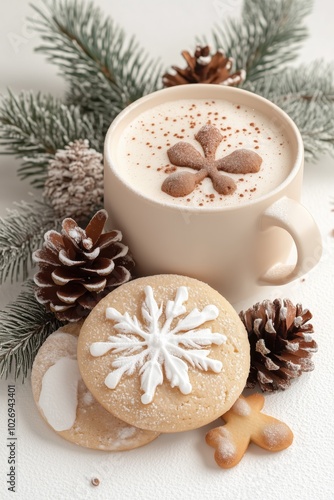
[
  {"xmin": 244, "ymin": 61, "xmax": 334, "ymax": 101},
  {"xmin": 0, "ymin": 201, "xmax": 60, "ymax": 284},
  {"xmin": 212, "ymin": 0, "xmax": 313, "ymax": 81},
  {"xmin": 244, "ymin": 62, "xmax": 334, "ymax": 160},
  {"xmin": 287, "ymin": 98, "xmax": 334, "ymax": 160},
  {"xmin": 0, "ymin": 280, "xmax": 63, "ymax": 381},
  {"xmin": 0, "ymin": 90, "xmax": 103, "ymax": 188},
  {"xmin": 30, "ymin": 0, "xmax": 162, "ymax": 131}
]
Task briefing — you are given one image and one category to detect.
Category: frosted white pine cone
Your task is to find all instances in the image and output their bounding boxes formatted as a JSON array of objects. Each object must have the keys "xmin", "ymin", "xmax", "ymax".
[{"xmin": 44, "ymin": 139, "xmax": 103, "ymax": 220}]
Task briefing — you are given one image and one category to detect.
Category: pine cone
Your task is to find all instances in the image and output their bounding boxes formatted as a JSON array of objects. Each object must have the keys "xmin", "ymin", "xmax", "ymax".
[
  {"xmin": 162, "ymin": 45, "xmax": 246, "ymax": 87},
  {"xmin": 43, "ymin": 139, "xmax": 103, "ymax": 220},
  {"xmin": 33, "ymin": 210, "xmax": 134, "ymax": 322},
  {"xmin": 240, "ymin": 299, "xmax": 318, "ymax": 392}
]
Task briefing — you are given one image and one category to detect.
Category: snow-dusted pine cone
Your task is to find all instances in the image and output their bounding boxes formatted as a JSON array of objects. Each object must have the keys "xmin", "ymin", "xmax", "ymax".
[
  {"xmin": 33, "ymin": 210, "xmax": 134, "ymax": 322},
  {"xmin": 162, "ymin": 45, "xmax": 246, "ymax": 87},
  {"xmin": 240, "ymin": 299, "xmax": 318, "ymax": 392},
  {"xmin": 43, "ymin": 139, "xmax": 103, "ymax": 220}
]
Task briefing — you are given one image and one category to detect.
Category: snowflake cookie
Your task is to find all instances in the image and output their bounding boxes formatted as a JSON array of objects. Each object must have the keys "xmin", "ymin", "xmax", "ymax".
[
  {"xmin": 77, "ymin": 275, "xmax": 250, "ymax": 433},
  {"xmin": 90, "ymin": 285, "xmax": 226, "ymax": 404}
]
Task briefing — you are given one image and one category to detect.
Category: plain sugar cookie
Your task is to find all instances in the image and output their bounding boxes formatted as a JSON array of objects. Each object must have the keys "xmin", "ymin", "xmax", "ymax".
[
  {"xmin": 31, "ymin": 323, "xmax": 159, "ymax": 450},
  {"xmin": 77, "ymin": 274, "xmax": 250, "ymax": 433}
]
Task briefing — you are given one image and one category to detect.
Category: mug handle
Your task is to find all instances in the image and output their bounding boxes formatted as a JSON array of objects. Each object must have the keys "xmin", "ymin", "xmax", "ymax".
[{"xmin": 258, "ymin": 197, "xmax": 322, "ymax": 285}]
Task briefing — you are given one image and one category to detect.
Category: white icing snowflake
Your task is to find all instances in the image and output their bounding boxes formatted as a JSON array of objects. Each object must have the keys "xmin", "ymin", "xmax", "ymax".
[{"xmin": 90, "ymin": 286, "xmax": 227, "ymax": 404}]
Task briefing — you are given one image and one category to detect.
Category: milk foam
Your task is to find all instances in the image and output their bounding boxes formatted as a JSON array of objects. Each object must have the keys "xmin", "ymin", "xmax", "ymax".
[{"xmin": 116, "ymin": 99, "xmax": 292, "ymax": 207}]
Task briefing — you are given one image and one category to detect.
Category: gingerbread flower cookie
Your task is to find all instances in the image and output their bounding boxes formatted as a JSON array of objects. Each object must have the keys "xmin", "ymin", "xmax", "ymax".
[
  {"xmin": 31, "ymin": 322, "xmax": 159, "ymax": 450},
  {"xmin": 77, "ymin": 275, "xmax": 250, "ymax": 433},
  {"xmin": 206, "ymin": 393, "xmax": 293, "ymax": 468},
  {"xmin": 162, "ymin": 124, "xmax": 262, "ymax": 197}
]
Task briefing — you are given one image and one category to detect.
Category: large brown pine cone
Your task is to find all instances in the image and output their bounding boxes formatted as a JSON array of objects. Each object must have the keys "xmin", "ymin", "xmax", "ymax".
[
  {"xmin": 162, "ymin": 45, "xmax": 246, "ymax": 87},
  {"xmin": 33, "ymin": 210, "xmax": 134, "ymax": 322},
  {"xmin": 240, "ymin": 299, "xmax": 318, "ymax": 392}
]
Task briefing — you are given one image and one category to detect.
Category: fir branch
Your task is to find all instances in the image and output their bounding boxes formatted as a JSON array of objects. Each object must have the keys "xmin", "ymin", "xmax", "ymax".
[
  {"xmin": 31, "ymin": 0, "xmax": 162, "ymax": 130},
  {"xmin": 243, "ymin": 62, "xmax": 334, "ymax": 102},
  {"xmin": 244, "ymin": 63, "xmax": 334, "ymax": 160},
  {"xmin": 0, "ymin": 280, "xmax": 63, "ymax": 381},
  {"xmin": 287, "ymin": 98, "xmax": 334, "ymax": 160},
  {"xmin": 0, "ymin": 201, "xmax": 61, "ymax": 284},
  {"xmin": 0, "ymin": 90, "xmax": 103, "ymax": 188},
  {"xmin": 212, "ymin": 0, "xmax": 313, "ymax": 81}
]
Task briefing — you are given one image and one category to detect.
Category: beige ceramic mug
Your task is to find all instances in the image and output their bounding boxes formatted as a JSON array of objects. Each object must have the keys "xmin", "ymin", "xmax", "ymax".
[{"xmin": 104, "ymin": 84, "xmax": 322, "ymax": 302}]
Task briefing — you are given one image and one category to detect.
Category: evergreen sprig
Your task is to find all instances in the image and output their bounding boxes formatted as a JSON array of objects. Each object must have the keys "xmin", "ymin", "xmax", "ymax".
[
  {"xmin": 0, "ymin": 201, "xmax": 60, "ymax": 284},
  {"xmin": 0, "ymin": 280, "xmax": 63, "ymax": 380},
  {"xmin": 31, "ymin": 0, "xmax": 162, "ymax": 133},
  {"xmin": 0, "ymin": 90, "xmax": 103, "ymax": 188},
  {"xmin": 244, "ymin": 63, "xmax": 334, "ymax": 159},
  {"xmin": 213, "ymin": 0, "xmax": 313, "ymax": 82},
  {"xmin": 244, "ymin": 61, "xmax": 334, "ymax": 102},
  {"xmin": 287, "ymin": 98, "xmax": 334, "ymax": 160}
]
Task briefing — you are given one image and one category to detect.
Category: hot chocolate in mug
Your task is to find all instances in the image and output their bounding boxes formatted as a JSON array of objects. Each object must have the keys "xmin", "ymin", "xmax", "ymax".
[{"xmin": 104, "ymin": 84, "xmax": 322, "ymax": 301}]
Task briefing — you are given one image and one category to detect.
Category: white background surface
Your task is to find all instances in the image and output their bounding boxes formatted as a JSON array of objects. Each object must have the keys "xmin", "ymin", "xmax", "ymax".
[{"xmin": 1, "ymin": 1, "xmax": 334, "ymax": 499}]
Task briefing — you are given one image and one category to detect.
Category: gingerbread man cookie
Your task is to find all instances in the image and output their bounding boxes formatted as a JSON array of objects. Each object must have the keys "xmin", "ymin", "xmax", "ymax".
[{"xmin": 206, "ymin": 393, "xmax": 293, "ymax": 468}]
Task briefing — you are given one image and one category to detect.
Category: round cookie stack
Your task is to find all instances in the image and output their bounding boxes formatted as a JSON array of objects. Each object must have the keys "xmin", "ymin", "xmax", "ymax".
[
  {"xmin": 32, "ymin": 274, "xmax": 250, "ymax": 449},
  {"xmin": 31, "ymin": 321, "xmax": 159, "ymax": 450}
]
